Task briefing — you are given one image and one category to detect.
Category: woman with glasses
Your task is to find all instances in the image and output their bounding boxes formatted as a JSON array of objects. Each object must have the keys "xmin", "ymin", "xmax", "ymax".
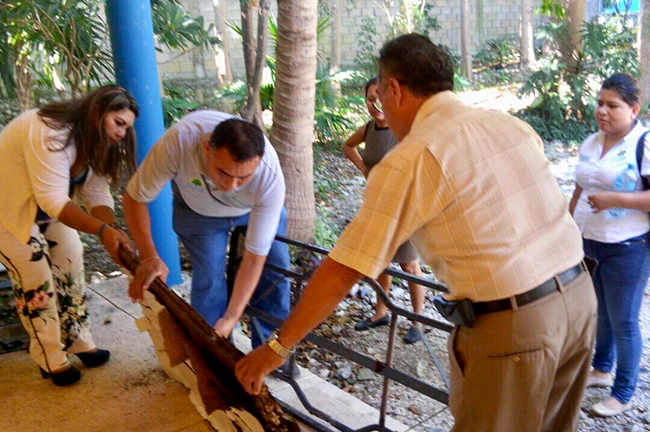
[{"xmin": 342, "ymin": 77, "xmax": 425, "ymax": 344}]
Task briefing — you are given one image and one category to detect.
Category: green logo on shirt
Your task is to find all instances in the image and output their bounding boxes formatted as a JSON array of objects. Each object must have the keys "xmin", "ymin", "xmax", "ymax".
[{"xmin": 189, "ymin": 177, "xmax": 203, "ymax": 188}]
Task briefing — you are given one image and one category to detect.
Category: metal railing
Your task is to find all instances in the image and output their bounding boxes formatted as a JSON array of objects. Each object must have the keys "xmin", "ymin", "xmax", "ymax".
[{"xmin": 227, "ymin": 227, "xmax": 453, "ymax": 432}]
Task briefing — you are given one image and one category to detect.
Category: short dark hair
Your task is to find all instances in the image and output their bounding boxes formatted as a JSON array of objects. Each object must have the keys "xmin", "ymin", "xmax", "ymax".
[
  {"xmin": 601, "ymin": 73, "xmax": 643, "ymax": 108},
  {"xmin": 365, "ymin": 77, "xmax": 378, "ymax": 97},
  {"xmin": 209, "ymin": 118, "xmax": 265, "ymax": 161},
  {"xmin": 378, "ymin": 33, "xmax": 454, "ymax": 96}
]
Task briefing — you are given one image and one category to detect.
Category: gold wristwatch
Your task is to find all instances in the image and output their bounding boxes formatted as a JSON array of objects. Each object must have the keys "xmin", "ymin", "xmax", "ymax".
[{"xmin": 267, "ymin": 330, "xmax": 293, "ymax": 359}]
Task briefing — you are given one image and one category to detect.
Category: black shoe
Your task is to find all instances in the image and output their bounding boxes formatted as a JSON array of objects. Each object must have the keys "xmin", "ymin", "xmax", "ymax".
[
  {"xmin": 354, "ymin": 314, "xmax": 390, "ymax": 331},
  {"xmin": 75, "ymin": 349, "xmax": 110, "ymax": 368},
  {"xmin": 39, "ymin": 365, "xmax": 81, "ymax": 386},
  {"xmin": 404, "ymin": 325, "xmax": 422, "ymax": 345}
]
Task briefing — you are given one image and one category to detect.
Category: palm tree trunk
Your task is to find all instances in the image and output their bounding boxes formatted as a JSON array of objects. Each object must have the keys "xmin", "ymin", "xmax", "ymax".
[
  {"xmin": 520, "ymin": 0, "xmax": 536, "ymax": 66},
  {"xmin": 641, "ymin": 0, "xmax": 650, "ymax": 101},
  {"xmin": 270, "ymin": 0, "xmax": 318, "ymax": 242},
  {"xmin": 460, "ymin": 0, "xmax": 473, "ymax": 80},
  {"xmin": 212, "ymin": 0, "xmax": 233, "ymax": 85},
  {"xmin": 240, "ymin": 0, "xmax": 268, "ymax": 129},
  {"xmin": 330, "ymin": 0, "xmax": 341, "ymax": 96},
  {"xmin": 559, "ymin": 0, "xmax": 586, "ymax": 74}
]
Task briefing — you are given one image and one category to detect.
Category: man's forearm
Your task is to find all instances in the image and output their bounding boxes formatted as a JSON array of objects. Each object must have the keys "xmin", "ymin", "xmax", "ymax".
[
  {"xmin": 276, "ymin": 257, "xmax": 362, "ymax": 348},
  {"xmin": 223, "ymin": 250, "xmax": 267, "ymax": 322},
  {"xmin": 123, "ymin": 191, "xmax": 158, "ymax": 257}
]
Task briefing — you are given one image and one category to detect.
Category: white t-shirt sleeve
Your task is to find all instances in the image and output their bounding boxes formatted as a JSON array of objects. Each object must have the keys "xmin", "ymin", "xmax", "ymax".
[
  {"xmin": 24, "ymin": 126, "xmax": 73, "ymax": 219},
  {"xmin": 79, "ymin": 171, "xmax": 114, "ymax": 211},
  {"xmin": 244, "ymin": 171, "xmax": 285, "ymax": 256},
  {"xmin": 126, "ymin": 129, "xmax": 183, "ymax": 203}
]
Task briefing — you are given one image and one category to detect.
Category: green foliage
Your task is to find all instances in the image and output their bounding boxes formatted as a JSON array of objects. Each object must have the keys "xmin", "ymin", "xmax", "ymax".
[
  {"xmin": 219, "ymin": 11, "xmax": 367, "ymax": 144},
  {"xmin": 0, "ymin": 0, "xmax": 218, "ymax": 103},
  {"xmin": 537, "ymin": 0, "xmax": 566, "ymax": 19},
  {"xmin": 516, "ymin": 16, "xmax": 637, "ymax": 143},
  {"xmin": 354, "ymin": 16, "xmax": 379, "ymax": 77},
  {"xmin": 1, "ymin": 0, "xmax": 112, "ymax": 97},
  {"xmin": 354, "ymin": 2, "xmax": 440, "ymax": 77},
  {"xmin": 314, "ymin": 67, "xmax": 367, "ymax": 143},
  {"xmin": 151, "ymin": 0, "xmax": 220, "ymax": 51},
  {"xmin": 215, "ymin": 59, "xmax": 365, "ymax": 142},
  {"xmin": 474, "ymin": 37, "xmax": 519, "ymax": 69},
  {"xmin": 161, "ymin": 96, "xmax": 200, "ymax": 129},
  {"xmin": 314, "ymin": 208, "xmax": 340, "ymax": 250},
  {"xmin": 214, "ymin": 57, "xmax": 275, "ymax": 112}
]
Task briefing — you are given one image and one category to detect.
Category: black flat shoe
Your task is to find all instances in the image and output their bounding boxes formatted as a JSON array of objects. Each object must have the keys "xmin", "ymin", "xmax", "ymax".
[
  {"xmin": 354, "ymin": 314, "xmax": 390, "ymax": 331},
  {"xmin": 75, "ymin": 349, "xmax": 110, "ymax": 368},
  {"xmin": 39, "ymin": 365, "xmax": 81, "ymax": 386},
  {"xmin": 403, "ymin": 325, "xmax": 423, "ymax": 345}
]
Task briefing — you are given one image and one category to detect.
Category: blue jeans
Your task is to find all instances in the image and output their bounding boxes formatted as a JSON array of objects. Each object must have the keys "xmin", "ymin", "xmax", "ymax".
[
  {"xmin": 583, "ymin": 232, "xmax": 650, "ymax": 404},
  {"xmin": 172, "ymin": 194, "xmax": 291, "ymax": 349}
]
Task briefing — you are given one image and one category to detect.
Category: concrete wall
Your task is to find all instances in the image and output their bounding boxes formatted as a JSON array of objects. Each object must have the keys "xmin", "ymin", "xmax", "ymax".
[{"xmin": 155, "ymin": 0, "xmax": 587, "ymax": 81}]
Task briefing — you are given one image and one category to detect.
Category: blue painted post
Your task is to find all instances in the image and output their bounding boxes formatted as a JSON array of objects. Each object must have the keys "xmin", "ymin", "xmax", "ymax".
[{"xmin": 105, "ymin": 0, "xmax": 182, "ymax": 285}]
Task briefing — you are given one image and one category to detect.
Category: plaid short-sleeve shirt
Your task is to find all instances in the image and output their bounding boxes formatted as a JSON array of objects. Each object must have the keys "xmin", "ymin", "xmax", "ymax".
[{"xmin": 329, "ymin": 91, "xmax": 584, "ymax": 302}]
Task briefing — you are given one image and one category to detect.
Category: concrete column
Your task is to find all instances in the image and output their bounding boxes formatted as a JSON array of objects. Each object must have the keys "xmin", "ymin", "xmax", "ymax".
[{"xmin": 105, "ymin": 0, "xmax": 182, "ymax": 285}]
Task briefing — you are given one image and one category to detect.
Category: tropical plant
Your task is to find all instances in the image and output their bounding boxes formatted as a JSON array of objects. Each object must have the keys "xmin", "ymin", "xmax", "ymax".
[
  {"xmin": 354, "ymin": 2, "xmax": 440, "ymax": 77},
  {"xmin": 475, "ymin": 37, "xmax": 520, "ymax": 69},
  {"xmin": 0, "ymin": 0, "xmax": 219, "ymax": 109},
  {"xmin": 517, "ymin": 16, "xmax": 637, "ymax": 143},
  {"xmin": 152, "ymin": 0, "xmax": 220, "ymax": 51},
  {"xmin": 215, "ymin": 58, "xmax": 365, "ymax": 142}
]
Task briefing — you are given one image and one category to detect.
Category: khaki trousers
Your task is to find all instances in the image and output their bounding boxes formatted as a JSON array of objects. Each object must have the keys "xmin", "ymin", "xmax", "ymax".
[{"xmin": 449, "ymin": 268, "xmax": 597, "ymax": 432}]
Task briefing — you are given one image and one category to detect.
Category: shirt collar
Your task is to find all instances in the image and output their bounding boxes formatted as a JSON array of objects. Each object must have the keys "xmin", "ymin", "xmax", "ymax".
[{"xmin": 596, "ymin": 119, "xmax": 646, "ymax": 149}]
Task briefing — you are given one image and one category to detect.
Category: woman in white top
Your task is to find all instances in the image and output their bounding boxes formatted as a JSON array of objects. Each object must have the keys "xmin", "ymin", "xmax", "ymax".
[
  {"xmin": 569, "ymin": 73, "xmax": 650, "ymax": 417},
  {"xmin": 0, "ymin": 85, "xmax": 137, "ymax": 386}
]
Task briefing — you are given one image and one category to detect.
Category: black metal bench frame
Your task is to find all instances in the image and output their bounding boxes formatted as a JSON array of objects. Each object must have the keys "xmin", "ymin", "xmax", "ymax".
[{"xmin": 227, "ymin": 227, "xmax": 454, "ymax": 432}]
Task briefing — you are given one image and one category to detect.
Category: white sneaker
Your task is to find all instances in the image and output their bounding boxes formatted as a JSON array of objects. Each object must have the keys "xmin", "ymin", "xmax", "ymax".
[
  {"xmin": 586, "ymin": 373, "xmax": 613, "ymax": 388},
  {"xmin": 590, "ymin": 399, "xmax": 633, "ymax": 417}
]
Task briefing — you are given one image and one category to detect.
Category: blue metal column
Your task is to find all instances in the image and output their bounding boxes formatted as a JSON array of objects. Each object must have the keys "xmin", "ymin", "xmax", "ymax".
[{"xmin": 105, "ymin": 0, "xmax": 181, "ymax": 285}]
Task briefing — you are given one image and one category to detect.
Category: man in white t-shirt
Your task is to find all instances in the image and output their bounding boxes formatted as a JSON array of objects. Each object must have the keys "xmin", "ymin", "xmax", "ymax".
[{"xmin": 123, "ymin": 111, "xmax": 290, "ymax": 349}]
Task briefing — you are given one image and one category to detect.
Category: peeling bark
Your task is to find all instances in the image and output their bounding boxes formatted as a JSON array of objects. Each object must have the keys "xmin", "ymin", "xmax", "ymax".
[{"xmin": 119, "ymin": 249, "xmax": 299, "ymax": 432}]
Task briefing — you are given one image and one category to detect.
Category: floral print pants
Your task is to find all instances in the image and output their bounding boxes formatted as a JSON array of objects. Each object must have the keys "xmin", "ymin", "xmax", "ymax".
[{"xmin": 0, "ymin": 220, "xmax": 95, "ymax": 372}]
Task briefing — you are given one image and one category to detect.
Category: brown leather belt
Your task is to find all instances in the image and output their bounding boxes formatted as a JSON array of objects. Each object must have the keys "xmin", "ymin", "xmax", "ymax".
[{"xmin": 472, "ymin": 264, "xmax": 584, "ymax": 315}]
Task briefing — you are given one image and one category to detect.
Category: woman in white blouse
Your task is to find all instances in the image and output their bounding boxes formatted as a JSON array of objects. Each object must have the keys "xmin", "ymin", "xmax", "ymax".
[
  {"xmin": 0, "ymin": 85, "xmax": 137, "ymax": 386},
  {"xmin": 569, "ymin": 73, "xmax": 650, "ymax": 416}
]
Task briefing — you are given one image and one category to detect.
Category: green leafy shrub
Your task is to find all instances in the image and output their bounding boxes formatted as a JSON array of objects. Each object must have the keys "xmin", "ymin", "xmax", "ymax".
[
  {"xmin": 475, "ymin": 37, "xmax": 519, "ymax": 69},
  {"xmin": 314, "ymin": 208, "xmax": 340, "ymax": 250},
  {"xmin": 215, "ymin": 59, "xmax": 366, "ymax": 143},
  {"xmin": 517, "ymin": 16, "xmax": 637, "ymax": 144}
]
